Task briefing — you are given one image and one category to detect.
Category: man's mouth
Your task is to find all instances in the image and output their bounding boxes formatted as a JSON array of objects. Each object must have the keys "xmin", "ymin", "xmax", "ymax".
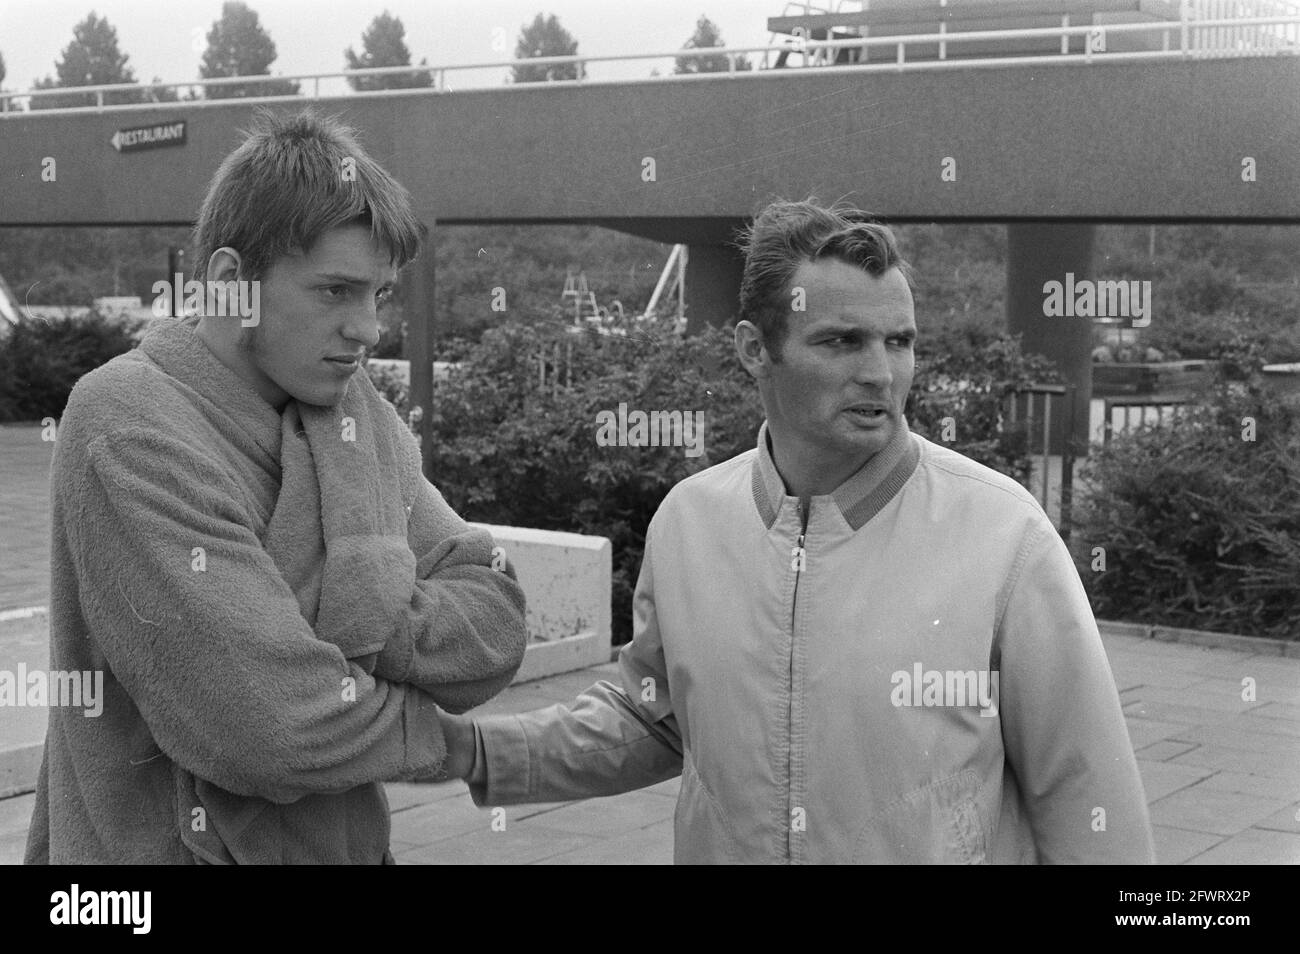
[
  {"xmin": 845, "ymin": 404, "xmax": 890, "ymax": 423},
  {"xmin": 325, "ymin": 354, "xmax": 364, "ymax": 370}
]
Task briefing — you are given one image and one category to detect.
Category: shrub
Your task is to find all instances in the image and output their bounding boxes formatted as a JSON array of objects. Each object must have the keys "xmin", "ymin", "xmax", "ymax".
[
  {"xmin": 379, "ymin": 315, "xmax": 1063, "ymax": 643},
  {"xmin": 908, "ymin": 319, "xmax": 1063, "ymax": 485},
  {"xmin": 0, "ymin": 310, "xmax": 142, "ymax": 422},
  {"xmin": 1071, "ymin": 377, "xmax": 1300, "ymax": 640},
  {"xmin": 1139, "ymin": 309, "xmax": 1300, "ymax": 376}
]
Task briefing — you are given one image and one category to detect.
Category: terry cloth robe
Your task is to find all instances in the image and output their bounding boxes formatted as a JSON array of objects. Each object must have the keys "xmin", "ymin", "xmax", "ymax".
[{"xmin": 24, "ymin": 315, "xmax": 528, "ymax": 864}]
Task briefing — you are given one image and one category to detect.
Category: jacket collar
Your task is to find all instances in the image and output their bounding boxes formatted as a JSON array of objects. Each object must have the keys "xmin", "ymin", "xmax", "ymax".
[
  {"xmin": 750, "ymin": 415, "xmax": 920, "ymax": 531},
  {"xmin": 136, "ymin": 315, "xmax": 285, "ymax": 464}
]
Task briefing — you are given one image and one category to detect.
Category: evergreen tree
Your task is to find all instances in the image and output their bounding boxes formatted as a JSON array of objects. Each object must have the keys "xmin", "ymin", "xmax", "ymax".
[
  {"xmin": 345, "ymin": 11, "xmax": 432, "ymax": 90},
  {"xmin": 199, "ymin": 1, "xmax": 299, "ymax": 99},
  {"xmin": 675, "ymin": 15, "xmax": 750, "ymax": 74},
  {"xmin": 31, "ymin": 13, "xmax": 144, "ymax": 110},
  {"xmin": 512, "ymin": 13, "xmax": 584, "ymax": 83}
]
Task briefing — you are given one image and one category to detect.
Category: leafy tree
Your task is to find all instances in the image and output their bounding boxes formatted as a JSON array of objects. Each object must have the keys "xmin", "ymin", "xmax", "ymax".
[
  {"xmin": 675, "ymin": 15, "xmax": 751, "ymax": 74},
  {"xmin": 511, "ymin": 13, "xmax": 584, "ymax": 83},
  {"xmin": 30, "ymin": 13, "xmax": 144, "ymax": 110},
  {"xmin": 199, "ymin": 1, "xmax": 299, "ymax": 99},
  {"xmin": 345, "ymin": 11, "xmax": 432, "ymax": 90}
]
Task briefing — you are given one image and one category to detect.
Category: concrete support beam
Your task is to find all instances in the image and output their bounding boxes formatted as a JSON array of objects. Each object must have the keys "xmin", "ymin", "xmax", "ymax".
[
  {"xmin": 1006, "ymin": 223, "xmax": 1095, "ymax": 455},
  {"xmin": 405, "ymin": 221, "xmax": 437, "ymax": 478},
  {"xmin": 684, "ymin": 243, "xmax": 745, "ymax": 335}
]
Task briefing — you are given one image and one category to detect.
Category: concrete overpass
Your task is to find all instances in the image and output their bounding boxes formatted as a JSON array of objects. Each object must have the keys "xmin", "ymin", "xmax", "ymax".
[{"xmin": 2, "ymin": 0, "xmax": 1298, "ymax": 457}]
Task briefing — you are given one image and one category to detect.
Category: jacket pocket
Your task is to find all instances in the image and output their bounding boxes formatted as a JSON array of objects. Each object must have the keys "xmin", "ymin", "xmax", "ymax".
[
  {"xmin": 853, "ymin": 769, "xmax": 988, "ymax": 864},
  {"xmin": 674, "ymin": 750, "xmax": 744, "ymax": 864}
]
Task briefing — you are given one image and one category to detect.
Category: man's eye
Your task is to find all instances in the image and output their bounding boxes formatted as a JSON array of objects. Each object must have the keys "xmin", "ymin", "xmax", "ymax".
[
  {"xmin": 324, "ymin": 285, "xmax": 350, "ymax": 300},
  {"xmin": 376, "ymin": 288, "xmax": 394, "ymax": 306}
]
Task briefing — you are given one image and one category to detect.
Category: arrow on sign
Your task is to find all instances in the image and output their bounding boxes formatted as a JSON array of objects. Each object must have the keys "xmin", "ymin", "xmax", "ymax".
[{"xmin": 110, "ymin": 131, "xmax": 122, "ymax": 151}]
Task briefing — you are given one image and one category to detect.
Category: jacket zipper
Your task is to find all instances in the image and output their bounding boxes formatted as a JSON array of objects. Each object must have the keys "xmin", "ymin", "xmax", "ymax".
[{"xmin": 786, "ymin": 503, "xmax": 809, "ymax": 863}]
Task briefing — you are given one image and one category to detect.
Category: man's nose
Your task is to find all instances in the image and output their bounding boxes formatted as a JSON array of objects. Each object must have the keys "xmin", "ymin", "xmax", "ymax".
[
  {"xmin": 341, "ymin": 299, "xmax": 382, "ymax": 349},
  {"xmin": 853, "ymin": 341, "xmax": 893, "ymax": 388}
]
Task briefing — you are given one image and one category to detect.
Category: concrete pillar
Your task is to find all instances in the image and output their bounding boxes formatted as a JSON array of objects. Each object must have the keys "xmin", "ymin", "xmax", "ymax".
[
  {"xmin": 405, "ymin": 220, "xmax": 437, "ymax": 479},
  {"xmin": 684, "ymin": 243, "xmax": 745, "ymax": 335},
  {"xmin": 1005, "ymin": 223, "xmax": 1095, "ymax": 456}
]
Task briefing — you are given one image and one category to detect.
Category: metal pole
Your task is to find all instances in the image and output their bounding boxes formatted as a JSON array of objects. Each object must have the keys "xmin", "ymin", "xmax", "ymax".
[
  {"xmin": 167, "ymin": 248, "xmax": 185, "ymax": 316},
  {"xmin": 1060, "ymin": 385, "xmax": 1076, "ymax": 541},
  {"xmin": 406, "ymin": 218, "xmax": 437, "ymax": 480},
  {"xmin": 1041, "ymin": 393, "xmax": 1052, "ymax": 510}
]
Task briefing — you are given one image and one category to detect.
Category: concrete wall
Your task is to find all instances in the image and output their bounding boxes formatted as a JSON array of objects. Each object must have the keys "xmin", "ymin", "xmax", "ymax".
[
  {"xmin": 471, "ymin": 524, "xmax": 613, "ymax": 683},
  {"xmin": 2, "ymin": 56, "xmax": 1297, "ymax": 227}
]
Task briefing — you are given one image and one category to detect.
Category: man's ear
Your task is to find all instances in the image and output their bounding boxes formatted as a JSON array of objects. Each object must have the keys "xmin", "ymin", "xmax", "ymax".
[
  {"xmin": 205, "ymin": 247, "xmax": 243, "ymax": 284},
  {"xmin": 734, "ymin": 320, "xmax": 772, "ymax": 381}
]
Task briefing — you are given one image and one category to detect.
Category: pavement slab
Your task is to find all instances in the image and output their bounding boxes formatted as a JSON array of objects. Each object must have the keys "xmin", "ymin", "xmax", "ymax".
[
  {"xmin": 1147, "ymin": 785, "xmax": 1289, "ymax": 836},
  {"xmin": 1184, "ymin": 829, "xmax": 1300, "ymax": 865},
  {"xmin": 1150, "ymin": 825, "xmax": 1225, "ymax": 865},
  {"xmin": 1136, "ymin": 759, "xmax": 1216, "ymax": 802}
]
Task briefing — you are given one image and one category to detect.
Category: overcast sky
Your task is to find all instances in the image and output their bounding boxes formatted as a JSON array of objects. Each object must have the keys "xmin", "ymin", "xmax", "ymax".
[{"xmin": 1, "ymin": 0, "xmax": 785, "ymax": 94}]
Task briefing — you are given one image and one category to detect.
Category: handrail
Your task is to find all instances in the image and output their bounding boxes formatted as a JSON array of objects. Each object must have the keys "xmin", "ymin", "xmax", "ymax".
[{"xmin": 3, "ymin": 12, "xmax": 1296, "ymax": 116}]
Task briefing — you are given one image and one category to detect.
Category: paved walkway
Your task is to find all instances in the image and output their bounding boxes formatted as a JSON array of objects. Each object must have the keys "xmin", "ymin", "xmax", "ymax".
[
  {"xmin": 0, "ymin": 424, "xmax": 53, "ymax": 613},
  {"xmin": 2, "ymin": 633, "xmax": 1299, "ymax": 864}
]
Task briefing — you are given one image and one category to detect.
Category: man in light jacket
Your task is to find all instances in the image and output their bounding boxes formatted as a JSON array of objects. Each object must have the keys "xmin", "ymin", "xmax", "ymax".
[{"xmin": 440, "ymin": 199, "xmax": 1155, "ymax": 864}]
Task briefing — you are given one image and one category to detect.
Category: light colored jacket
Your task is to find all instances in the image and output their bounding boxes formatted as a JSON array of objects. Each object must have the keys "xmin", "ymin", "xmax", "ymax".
[{"xmin": 472, "ymin": 419, "xmax": 1155, "ymax": 864}]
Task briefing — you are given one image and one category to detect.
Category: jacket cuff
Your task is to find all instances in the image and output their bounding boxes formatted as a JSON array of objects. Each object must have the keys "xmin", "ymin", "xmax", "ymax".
[
  {"xmin": 400, "ymin": 690, "xmax": 449, "ymax": 781},
  {"xmin": 467, "ymin": 714, "xmax": 532, "ymax": 805}
]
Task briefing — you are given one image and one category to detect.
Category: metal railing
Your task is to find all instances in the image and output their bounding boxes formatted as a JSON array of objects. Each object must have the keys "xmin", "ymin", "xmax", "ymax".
[
  {"xmin": 1102, "ymin": 394, "xmax": 1194, "ymax": 444},
  {"xmin": 1007, "ymin": 384, "xmax": 1077, "ymax": 535},
  {"xmin": 3, "ymin": 6, "xmax": 1297, "ymax": 116}
]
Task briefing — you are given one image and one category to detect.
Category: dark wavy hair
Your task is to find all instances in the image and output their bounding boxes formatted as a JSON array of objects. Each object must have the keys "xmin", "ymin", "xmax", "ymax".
[
  {"xmin": 735, "ymin": 198, "xmax": 910, "ymax": 359},
  {"xmin": 191, "ymin": 108, "xmax": 427, "ymax": 282}
]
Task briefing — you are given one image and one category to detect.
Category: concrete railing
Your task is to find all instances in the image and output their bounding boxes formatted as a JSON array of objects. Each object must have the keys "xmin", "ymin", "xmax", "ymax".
[{"xmin": 4, "ymin": 10, "xmax": 1298, "ymax": 116}]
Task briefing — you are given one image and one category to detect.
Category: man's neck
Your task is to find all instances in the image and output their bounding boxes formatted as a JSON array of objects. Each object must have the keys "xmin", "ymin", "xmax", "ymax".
[
  {"xmin": 194, "ymin": 318, "xmax": 289, "ymax": 411},
  {"xmin": 766, "ymin": 428, "xmax": 873, "ymax": 501}
]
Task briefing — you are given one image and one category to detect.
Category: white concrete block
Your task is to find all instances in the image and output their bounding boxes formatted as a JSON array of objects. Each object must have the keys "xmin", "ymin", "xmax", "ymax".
[{"xmin": 471, "ymin": 523, "xmax": 613, "ymax": 682}]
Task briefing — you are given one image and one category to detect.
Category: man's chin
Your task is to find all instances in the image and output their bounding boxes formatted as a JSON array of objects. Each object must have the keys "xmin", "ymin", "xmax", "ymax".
[
  {"xmin": 838, "ymin": 414, "xmax": 894, "ymax": 450},
  {"xmin": 287, "ymin": 380, "xmax": 352, "ymax": 408}
]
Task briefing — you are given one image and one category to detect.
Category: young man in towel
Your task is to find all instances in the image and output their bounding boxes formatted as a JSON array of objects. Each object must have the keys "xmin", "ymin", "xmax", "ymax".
[{"xmin": 25, "ymin": 110, "xmax": 528, "ymax": 864}]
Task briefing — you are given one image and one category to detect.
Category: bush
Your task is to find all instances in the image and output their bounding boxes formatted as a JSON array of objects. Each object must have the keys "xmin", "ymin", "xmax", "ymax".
[
  {"xmin": 377, "ymin": 315, "xmax": 1063, "ymax": 643},
  {"xmin": 1139, "ymin": 309, "xmax": 1300, "ymax": 376},
  {"xmin": 1071, "ymin": 377, "xmax": 1300, "ymax": 640},
  {"xmin": 0, "ymin": 311, "xmax": 142, "ymax": 422},
  {"xmin": 907, "ymin": 319, "xmax": 1063, "ymax": 485}
]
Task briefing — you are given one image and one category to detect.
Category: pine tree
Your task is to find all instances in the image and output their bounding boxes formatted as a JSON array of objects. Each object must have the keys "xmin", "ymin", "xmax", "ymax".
[
  {"xmin": 675, "ymin": 15, "xmax": 750, "ymax": 74},
  {"xmin": 512, "ymin": 13, "xmax": 584, "ymax": 83},
  {"xmin": 199, "ymin": 1, "xmax": 299, "ymax": 99},
  {"xmin": 345, "ymin": 12, "xmax": 432, "ymax": 90},
  {"xmin": 31, "ymin": 13, "xmax": 144, "ymax": 110}
]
